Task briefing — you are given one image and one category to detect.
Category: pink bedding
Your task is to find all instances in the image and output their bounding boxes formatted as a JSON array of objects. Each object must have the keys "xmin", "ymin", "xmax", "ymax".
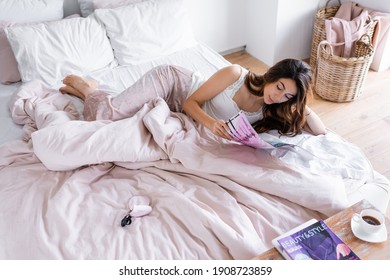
[{"xmin": 0, "ymin": 79, "xmax": 384, "ymax": 259}]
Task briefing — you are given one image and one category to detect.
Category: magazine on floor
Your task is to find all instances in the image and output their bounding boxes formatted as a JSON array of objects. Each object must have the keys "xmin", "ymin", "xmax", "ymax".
[{"xmin": 226, "ymin": 111, "xmax": 294, "ymax": 149}]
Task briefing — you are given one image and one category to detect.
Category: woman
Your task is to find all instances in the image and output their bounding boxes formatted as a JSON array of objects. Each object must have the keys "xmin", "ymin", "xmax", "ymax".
[{"xmin": 60, "ymin": 59, "xmax": 326, "ymax": 139}]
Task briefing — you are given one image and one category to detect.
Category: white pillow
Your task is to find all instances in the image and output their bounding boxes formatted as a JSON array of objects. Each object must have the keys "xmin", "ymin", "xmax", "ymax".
[
  {"xmin": 0, "ymin": 15, "xmax": 79, "ymax": 85},
  {"xmin": 5, "ymin": 16, "xmax": 116, "ymax": 86},
  {"xmin": 94, "ymin": 0, "xmax": 198, "ymax": 65},
  {"xmin": 0, "ymin": 0, "xmax": 64, "ymax": 23},
  {"xmin": 78, "ymin": 0, "xmax": 145, "ymax": 17},
  {"xmin": 0, "ymin": 0, "xmax": 65, "ymax": 85}
]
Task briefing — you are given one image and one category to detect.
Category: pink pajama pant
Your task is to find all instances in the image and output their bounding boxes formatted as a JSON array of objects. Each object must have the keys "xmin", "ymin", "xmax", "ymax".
[{"xmin": 83, "ymin": 65, "xmax": 194, "ymax": 121}]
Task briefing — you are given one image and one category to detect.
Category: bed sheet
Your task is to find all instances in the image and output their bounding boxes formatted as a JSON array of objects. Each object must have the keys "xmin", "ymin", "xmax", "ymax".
[{"xmin": 0, "ymin": 43, "xmax": 389, "ymax": 260}]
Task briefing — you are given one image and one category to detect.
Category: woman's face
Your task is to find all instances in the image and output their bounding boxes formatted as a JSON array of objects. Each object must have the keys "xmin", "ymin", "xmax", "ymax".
[{"xmin": 263, "ymin": 78, "xmax": 297, "ymax": 105}]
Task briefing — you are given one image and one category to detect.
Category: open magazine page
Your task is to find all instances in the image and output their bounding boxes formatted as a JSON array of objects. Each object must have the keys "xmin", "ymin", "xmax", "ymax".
[
  {"xmin": 259, "ymin": 132, "xmax": 296, "ymax": 148},
  {"xmin": 226, "ymin": 111, "xmax": 293, "ymax": 149}
]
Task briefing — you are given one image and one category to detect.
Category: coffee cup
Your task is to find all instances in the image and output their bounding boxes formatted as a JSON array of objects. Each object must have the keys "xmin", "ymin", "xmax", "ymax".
[{"xmin": 352, "ymin": 208, "xmax": 385, "ymax": 235}]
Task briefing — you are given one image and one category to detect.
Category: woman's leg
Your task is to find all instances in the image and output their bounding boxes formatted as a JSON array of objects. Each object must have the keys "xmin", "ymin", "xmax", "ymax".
[
  {"xmin": 62, "ymin": 65, "xmax": 193, "ymax": 121},
  {"xmin": 60, "ymin": 75, "xmax": 112, "ymax": 121},
  {"xmin": 110, "ymin": 65, "xmax": 193, "ymax": 120}
]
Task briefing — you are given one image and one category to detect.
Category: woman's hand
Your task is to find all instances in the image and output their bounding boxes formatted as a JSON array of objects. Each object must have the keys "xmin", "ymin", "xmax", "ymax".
[
  {"xmin": 209, "ymin": 119, "xmax": 232, "ymax": 140},
  {"xmin": 182, "ymin": 65, "xmax": 242, "ymax": 140},
  {"xmin": 304, "ymin": 106, "xmax": 327, "ymax": 135}
]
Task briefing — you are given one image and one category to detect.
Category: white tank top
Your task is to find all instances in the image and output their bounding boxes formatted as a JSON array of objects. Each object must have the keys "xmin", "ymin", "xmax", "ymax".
[{"xmin": 188, "ymin": 66, "xmax": 262, "ymax": 124}]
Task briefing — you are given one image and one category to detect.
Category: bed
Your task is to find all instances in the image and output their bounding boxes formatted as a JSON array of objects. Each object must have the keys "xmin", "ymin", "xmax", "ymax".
[{"xmin": 1, "ymin": 0, "xmax": 389, "ymax": 260}]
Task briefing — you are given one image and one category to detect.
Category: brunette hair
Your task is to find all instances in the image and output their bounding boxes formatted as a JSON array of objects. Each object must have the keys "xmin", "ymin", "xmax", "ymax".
[{"xmin": 244, "ymin": 58, "xmax": 312, "ymax": 136}]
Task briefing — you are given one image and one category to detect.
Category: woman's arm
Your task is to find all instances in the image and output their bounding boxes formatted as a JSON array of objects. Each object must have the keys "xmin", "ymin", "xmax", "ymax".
[
  {"xmin": 182, "ymin": 65, "xmax": 242, "ymax": 139},
  {"xmin": 304, "ymin": 106, "xmax": 327, "ymax": 135}
]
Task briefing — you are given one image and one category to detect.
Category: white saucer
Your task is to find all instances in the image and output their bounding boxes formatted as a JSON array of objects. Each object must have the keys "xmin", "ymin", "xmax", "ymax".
[{"xmin": 351, "ymin": 219, "xmax": 388, "ymax": 243}]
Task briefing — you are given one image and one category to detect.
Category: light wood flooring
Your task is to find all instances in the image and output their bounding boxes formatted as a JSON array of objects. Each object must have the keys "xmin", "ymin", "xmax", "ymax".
[{"xmin": 224, "ymin": 50, "xmax": 390, "ymax": 217}]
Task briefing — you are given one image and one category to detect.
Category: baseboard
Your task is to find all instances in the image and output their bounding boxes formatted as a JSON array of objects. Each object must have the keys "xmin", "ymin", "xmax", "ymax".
[{"xmin": 219, "ymin": 45, "xmax": 246, "ymax": 56}]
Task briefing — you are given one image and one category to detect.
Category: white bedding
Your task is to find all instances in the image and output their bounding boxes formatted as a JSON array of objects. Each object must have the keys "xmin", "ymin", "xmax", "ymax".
[
  {"xmin": 1, "ymin": 43, "xmax": 389, "ymax": 260},
  {"xmin": 0, "ymin": 82, "xmax": 23, "ymax": 145}
]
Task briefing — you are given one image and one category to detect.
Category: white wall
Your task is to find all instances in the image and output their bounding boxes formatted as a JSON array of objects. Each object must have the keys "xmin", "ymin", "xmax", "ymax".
[
  {"xmin": 274, "ymin": 0, "xmax": 322, "ymax": 63},
  {"xmin": 185, "ymin": 0, "xmax": 246, "ymax": 53},
  {"xmin": 245, "ymin": 0, "xmax": 278, "ymax": 66},
  {"xmin": 245, "ymin": 0, "xmax": 323, "ymax": 66},
  {"xmin": 63, "ymin": 0, "xmax": 390, "ymax": 69},
  {"xmin": 63, "ymin": 0, "xmax": 247, "ymax": 53},
  {"xmin": 355, "ymin": 0, "xmax": 390, "ymax": 13}
]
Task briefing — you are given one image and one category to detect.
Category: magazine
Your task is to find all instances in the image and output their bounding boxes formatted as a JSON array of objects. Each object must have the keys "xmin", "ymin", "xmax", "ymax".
[
  {"xmin": 225, "ymin": 111, "xmax": 293, "ymax": 149},
  {"xmin": 273, "ymin": 220, "xmax": 360, "ymax": 260}
]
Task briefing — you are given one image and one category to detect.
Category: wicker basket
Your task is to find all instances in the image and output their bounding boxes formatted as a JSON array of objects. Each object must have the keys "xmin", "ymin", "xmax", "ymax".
[
  {"xmin": 355, "ymin": 34, "xmax": 374, "ymax": 57},
  {"xmin": 310, "ymin": 0, "xmax": 341, "ymax": 70},
  {"xmin": 309, "ymin": 0, "xmax": 376, "ymax": 70},
  {"xmin": 314, "ymin": 34, "xmax": 375, "ymax": 102}
]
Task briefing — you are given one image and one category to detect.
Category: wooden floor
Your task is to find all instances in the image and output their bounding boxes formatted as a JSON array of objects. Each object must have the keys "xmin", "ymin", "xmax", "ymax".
[{"xmin": 224, "ymin": 50, "xmax": 390, "ymax": 217}]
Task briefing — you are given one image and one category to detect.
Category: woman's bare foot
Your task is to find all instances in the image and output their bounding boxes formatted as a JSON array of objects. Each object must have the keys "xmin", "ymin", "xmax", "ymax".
[
  {"xmin": 59, "ymin": 85, "xmax": 86, "ymax": 100},
  {"xmin": 62, "ymin": 75, "xmax": 98, "ymax": 99}
]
